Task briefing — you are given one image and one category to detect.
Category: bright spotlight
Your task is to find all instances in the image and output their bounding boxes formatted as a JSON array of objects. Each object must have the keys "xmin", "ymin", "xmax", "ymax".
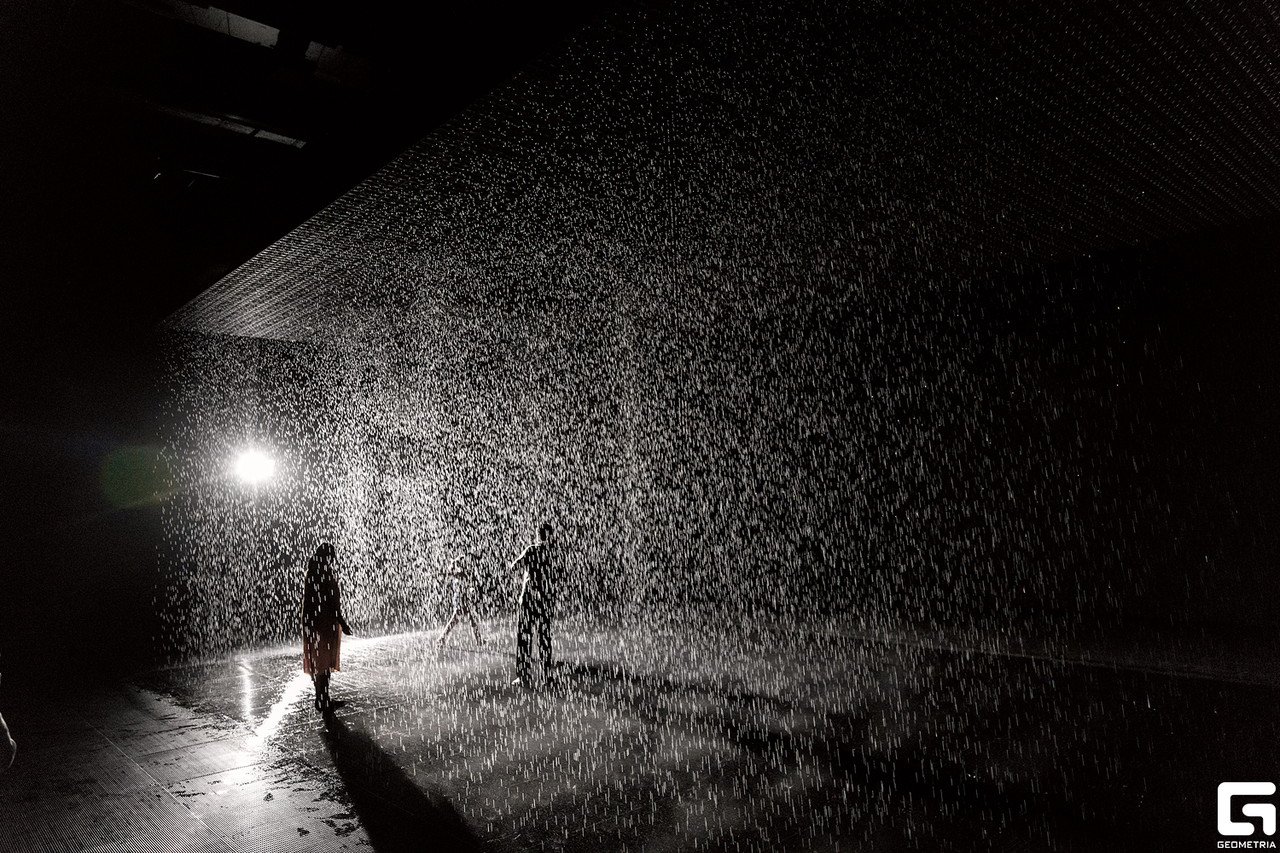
[{"xmin": 234, "ymin": 450, "xmax": 276, "ymax": 484}]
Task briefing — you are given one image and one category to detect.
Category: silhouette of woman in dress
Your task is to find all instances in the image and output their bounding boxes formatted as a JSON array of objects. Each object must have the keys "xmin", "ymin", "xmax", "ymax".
[{"xmin": 301, "ymin": 542, "xmax": 352, "ymax": 712}]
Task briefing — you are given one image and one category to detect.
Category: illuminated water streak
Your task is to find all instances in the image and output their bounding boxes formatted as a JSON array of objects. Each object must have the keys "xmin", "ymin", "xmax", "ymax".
[{"xmin": 248, "ymin": 672, "xmax": 311, "ymax": 747}]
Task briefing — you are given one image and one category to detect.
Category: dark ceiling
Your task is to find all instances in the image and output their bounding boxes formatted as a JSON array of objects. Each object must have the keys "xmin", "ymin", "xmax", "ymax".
[
  {"xmin": 10, "ymin": 0, "xmax": 1280, "ymax": 347},
  {"xmin": 166, "ymin": 0, "xmax": 1280, "ymax": 343},
  {"xmin": 0, "ymin": 0, "xmax": 618, "ymax": 340}
]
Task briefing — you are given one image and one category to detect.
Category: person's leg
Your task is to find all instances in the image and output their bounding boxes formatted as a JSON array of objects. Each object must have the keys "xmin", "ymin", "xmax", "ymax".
[
  {"xmin": 515, "ymin": 609, "xmax": 533, "ymax": 683},
  {"xmin": 537, "ymin": 613, "xmax": 552, "ymax": 676},
  {"xmin": 467, "ymin": 607, "xmax": 484, "ymax": 644},
  {"xmin": 317, "ymin": 671, "xmax": 331, "ymax": 711},
  {"xmin": 439, "ymin": 610, "xmax": 461, "ymax": 647}
]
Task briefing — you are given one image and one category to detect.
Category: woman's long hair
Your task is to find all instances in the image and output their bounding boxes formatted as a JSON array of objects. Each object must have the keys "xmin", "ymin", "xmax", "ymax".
[{"xmin": 306, "ymin": 542, "xmax": 336, "ymax": 585}]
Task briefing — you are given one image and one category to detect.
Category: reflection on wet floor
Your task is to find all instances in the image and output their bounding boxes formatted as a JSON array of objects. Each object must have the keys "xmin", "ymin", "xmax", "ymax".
[{"xmin": 2, "ymin": 618, "xmax": 1278, "ymax": 851}]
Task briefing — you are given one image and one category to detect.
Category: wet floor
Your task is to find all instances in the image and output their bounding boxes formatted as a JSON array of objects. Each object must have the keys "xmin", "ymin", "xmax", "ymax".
[{"xmin": 1, "ymin": 618, "xmax": 1276, "ymax": 851}]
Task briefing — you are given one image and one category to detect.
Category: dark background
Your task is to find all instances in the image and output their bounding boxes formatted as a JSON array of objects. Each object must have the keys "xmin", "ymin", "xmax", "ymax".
[{"xmin": 3, "ymin": 0, "xmax": 1280, "ymax": 685}]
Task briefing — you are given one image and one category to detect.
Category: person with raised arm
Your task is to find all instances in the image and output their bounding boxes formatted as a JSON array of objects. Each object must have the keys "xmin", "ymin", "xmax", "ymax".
[{"xmin": 439, "ymin": 547, "xmax": 486, "ymax": 649}]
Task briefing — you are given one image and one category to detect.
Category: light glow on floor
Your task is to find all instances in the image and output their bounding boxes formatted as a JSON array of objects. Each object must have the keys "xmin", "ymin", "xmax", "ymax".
[{"xmin": 249, "ymin": 672, "xmax": 311, "ymax": 745}]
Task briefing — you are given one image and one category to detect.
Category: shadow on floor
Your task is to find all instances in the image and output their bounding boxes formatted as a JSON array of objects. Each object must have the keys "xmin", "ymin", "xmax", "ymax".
[{"xmin": 322, "ymin": 713, "xmax": 485, "ymax": 853}]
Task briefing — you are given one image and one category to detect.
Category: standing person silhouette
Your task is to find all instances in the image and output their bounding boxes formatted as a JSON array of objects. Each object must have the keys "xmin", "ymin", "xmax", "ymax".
[
  {"xmin": 438, "ymin": 548, "xmax": 485, "ymax": 649},
  {"xmin": 301, "ymin": 542, "xmax": 353, "ymax": 713},
  {"xmin": 510, "ymin": 522, "xmax": 559, "ymax": 688}
]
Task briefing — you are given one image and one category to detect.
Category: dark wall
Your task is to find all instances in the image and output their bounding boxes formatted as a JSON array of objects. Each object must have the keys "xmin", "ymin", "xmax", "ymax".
[
  {"xmin": 0, "ymin": 325, "xmax": 169, "ymax": 686},
  {"xmin": 1, "ymin": 2, "xmax": 174, "ymax": 686},
  {"xmin": 911, "ymin": 220, "xmax": 1280, "ymax": 635}
]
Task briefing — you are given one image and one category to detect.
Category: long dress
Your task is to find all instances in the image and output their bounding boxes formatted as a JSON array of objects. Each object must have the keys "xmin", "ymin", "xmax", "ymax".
[{"xmin": 301, "ymin": 569, "xmax": 343, "ymax": 675}]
